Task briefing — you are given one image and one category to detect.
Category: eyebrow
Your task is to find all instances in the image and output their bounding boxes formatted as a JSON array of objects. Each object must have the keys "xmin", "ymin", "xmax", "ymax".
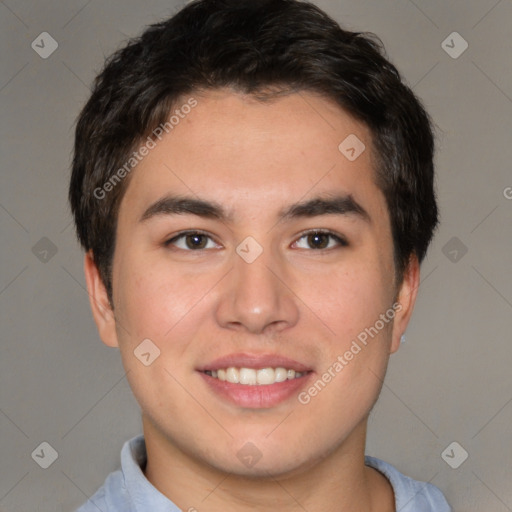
[
  {"xmin": 279, "ymin": 195, "xmax": 370, "ymax": 223},
  {"xmin": 140, "ymin": 196, "xmax": 227, "ymax": 222},
  {"xmin": 139, "ymin": 194, "xmax": 370, "ymax": 224}
]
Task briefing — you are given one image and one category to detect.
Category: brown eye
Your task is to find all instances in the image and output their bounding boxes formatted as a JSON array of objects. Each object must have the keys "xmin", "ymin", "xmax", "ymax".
[
  {"xmin": 185, "ymin": 233, "xmax": 208, "ymax": 249},
  {"xmin": 293, "ymin": 231, "xmax": 348, "ymax": 250},
  {"xmin": 165, "ymin": 231, "xmax": 218, "ymax": 250},
  {"xmin": 307, "ymin": 233, "xmax": 330, "ymax": 249}
]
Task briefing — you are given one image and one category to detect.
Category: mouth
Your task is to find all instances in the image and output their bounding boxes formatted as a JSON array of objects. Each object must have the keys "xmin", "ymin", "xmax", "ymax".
[
  {"xmin": 197, "ymin": 353, "xmax": 314, "ymax": 408},
  {"xmin": 202, "ymin": 367, "xmax": 308, "ymax": 385}
]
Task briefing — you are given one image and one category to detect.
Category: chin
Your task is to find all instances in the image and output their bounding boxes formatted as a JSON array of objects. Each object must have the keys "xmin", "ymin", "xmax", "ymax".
[
  {"xmin": 199, "ymin": 438, "xmax": 324, "ymax": 480},
  {"xmin": 217, "ymin": 455, "xmax": 315, "ymax": 480}
]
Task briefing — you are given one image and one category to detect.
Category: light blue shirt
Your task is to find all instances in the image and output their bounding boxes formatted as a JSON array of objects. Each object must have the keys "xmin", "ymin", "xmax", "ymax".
[{"xmin": 77, "ymin": 435, "xmax": 451, "ymax": 511}]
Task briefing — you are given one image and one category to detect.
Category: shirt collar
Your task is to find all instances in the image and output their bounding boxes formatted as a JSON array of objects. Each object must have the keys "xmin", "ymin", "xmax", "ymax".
[{"xmin": 121, "ymin": 435, "xmax": 182, "ymax": 511}]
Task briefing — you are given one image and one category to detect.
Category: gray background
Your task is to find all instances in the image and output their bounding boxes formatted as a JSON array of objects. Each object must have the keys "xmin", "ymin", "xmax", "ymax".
[{"xmin": 1, "ymin": 0, "xmax": 511, "ymax": 510}]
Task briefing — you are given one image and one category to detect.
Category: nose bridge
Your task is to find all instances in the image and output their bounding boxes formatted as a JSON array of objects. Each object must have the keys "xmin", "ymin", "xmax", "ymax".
[
  {"xmin": 215, "ymin": 243, "xmax": 299, "ymax": 333},
  {"xmin": 236, "ymin": 252, "xmax": 277, "ymax": 307}
]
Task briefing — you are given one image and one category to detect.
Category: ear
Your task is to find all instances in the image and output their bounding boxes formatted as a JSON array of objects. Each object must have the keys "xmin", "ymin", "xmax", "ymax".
[
  {"xmin": 390, "ymin": 254, "xmax": 420, "ymax": 354},
  {"xmin": 83, "ymin": 250, "xmax": 119, "ymax": 347}
]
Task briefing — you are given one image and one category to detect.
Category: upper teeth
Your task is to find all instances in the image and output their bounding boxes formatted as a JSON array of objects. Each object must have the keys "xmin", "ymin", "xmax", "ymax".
[{"xmin": 205, "ymin": 367, "xmax": 305, "ymax": 385}]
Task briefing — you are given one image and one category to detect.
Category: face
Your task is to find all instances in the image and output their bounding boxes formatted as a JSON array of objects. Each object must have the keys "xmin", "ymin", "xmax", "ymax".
[{"xmin": 86, "ymin": 89, "xmax": 418, "ymax": 477}]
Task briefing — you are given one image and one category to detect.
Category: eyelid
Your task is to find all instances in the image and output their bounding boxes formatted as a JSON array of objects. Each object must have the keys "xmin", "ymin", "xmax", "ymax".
[
  {"xmin": 164, "ymin": 229, "xmax": 347, "ymax": 251},
  {"xmin": 292, "ymin": 229, "xmax": 348, "ymax": 249},
  {"xmin": 164, "ymin": 229, "xmax": 221, "ymax": 249}
]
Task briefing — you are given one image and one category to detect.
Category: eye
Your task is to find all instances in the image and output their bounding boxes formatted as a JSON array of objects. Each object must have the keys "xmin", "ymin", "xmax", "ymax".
[
  {"xmin": 165, "ymin": 231, "xmax": 219, "ymax": 250},
  {"xmin": 293, "ymin": 230, "xmax": 347, "ymax": 250}
]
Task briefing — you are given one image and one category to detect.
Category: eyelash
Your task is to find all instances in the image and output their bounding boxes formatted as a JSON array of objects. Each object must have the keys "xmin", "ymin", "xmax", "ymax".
[
  {"xmin": 164, "ymin": 229, "xmax": 348, "ymax": 251},
  {"xmin": 164, "ymin": 230, "xmax": 218, "ymax": 250},
  {"xmin": 293, "ymin": 229, "xmax": 348, "ymax": 250}
]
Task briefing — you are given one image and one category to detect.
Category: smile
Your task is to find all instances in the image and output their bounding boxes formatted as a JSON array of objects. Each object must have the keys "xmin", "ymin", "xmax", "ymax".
[{"xmin": 203, "ymin": 367, "xmax": 307, "ymax": 386}]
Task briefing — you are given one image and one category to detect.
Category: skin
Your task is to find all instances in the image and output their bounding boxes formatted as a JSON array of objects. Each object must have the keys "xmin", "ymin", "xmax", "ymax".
[{"xmin": 85, "ymin": 89, "xmax": 419, "ymax": 512}]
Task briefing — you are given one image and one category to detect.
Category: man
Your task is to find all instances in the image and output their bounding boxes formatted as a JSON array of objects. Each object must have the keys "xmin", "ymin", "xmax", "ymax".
[{"xmin": 70, "ymin": 0, "xmax": 451, "ymax": 510}]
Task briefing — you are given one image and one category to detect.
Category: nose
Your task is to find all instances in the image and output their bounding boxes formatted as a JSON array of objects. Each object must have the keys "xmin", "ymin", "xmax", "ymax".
[{"xmin": 214, "ymin": 247, "xmax": 300, "ymax": 335}]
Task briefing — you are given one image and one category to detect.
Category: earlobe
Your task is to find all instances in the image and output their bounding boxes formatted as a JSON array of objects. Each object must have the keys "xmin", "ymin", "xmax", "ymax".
[
  {"xmin": 83, "ymin": 250, "xmax": 119, "ymax": 348},
  {"xmin": 390, "ymin": 254, "xmax": 420, "ymax": 354}
]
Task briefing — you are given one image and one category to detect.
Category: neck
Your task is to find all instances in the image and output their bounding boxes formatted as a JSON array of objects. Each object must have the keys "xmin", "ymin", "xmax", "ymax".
[{"xmin": 142, "ymin": 416, "xmax": 395, "ymax": 512}]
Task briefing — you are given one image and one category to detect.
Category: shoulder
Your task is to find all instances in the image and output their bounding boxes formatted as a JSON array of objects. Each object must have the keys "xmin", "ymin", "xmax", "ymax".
[
  {"xmin": 75, "ymin": 465, "xmax": 134, "ymax": 512},
  {"xmin": 365, "ymin": 456, "xmax": 452, "ymax": 512},
  {"xmin": 74, "ymin": 437, "xmax": 142, "ymax": 512},
  {"xmin": 75, "ymin": 435, "xmax": 180, "ymax": 512},
  {"xmin": 75, "ymin": 467, "xmax": 130, "ymax": 511}
]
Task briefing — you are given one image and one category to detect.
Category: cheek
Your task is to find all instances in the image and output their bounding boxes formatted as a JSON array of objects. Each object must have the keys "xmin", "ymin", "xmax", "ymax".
[
  {"xmin": 112, "ymin": 258, "xmax": 199, "ymax": 413},
  {"xmin": 114, "ymin": 254, "xmax": 199, "ymax": 340},
  {"xmin": 112, "ymin": 254, "xmax": 224, "ymax": 381},
  {"xmin": 113, "ymin": 261, "xmax": 161, "ymax": 343},
  {"xmin": 306, "ymin": 261, "xmax": 392, "ymax": 342}
]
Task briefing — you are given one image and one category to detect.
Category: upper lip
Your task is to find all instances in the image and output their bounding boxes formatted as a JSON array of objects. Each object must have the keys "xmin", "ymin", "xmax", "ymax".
[{"xmin": 198, "ymin": 353, "xmax": 312, "ymax": 372}]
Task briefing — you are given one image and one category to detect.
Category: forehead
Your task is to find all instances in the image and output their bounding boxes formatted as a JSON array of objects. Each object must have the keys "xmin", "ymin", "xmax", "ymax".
[{"xmin": 119, "ymin": 89, "xmax": 385, "ymax": 222}]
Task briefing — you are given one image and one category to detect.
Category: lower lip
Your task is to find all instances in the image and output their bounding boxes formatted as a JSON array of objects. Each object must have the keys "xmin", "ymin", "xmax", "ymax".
[{"xmin": 198, "ymin": 372, "xmax": 313, "ymax": 408}]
